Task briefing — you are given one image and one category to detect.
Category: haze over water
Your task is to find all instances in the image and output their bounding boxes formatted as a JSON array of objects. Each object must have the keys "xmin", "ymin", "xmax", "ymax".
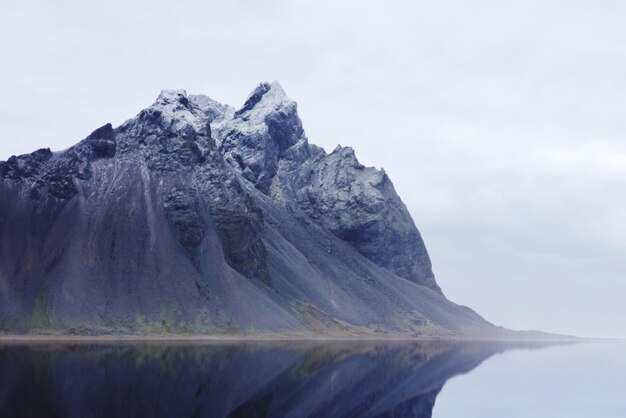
[{"xmin": 0, "ymin": 340, "xmax": 623, "ymax": 417}]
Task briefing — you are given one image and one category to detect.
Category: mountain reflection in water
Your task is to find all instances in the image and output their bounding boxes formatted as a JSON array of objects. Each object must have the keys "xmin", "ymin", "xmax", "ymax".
[{"xmin": 0, "ymin": 340, "xmax": 557, "ymax": 418}]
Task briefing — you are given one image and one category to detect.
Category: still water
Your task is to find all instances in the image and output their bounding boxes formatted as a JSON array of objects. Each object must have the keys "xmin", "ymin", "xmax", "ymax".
[{"xmin": 0, "ymin": 340, "xmax": 623, "ymax": 417}]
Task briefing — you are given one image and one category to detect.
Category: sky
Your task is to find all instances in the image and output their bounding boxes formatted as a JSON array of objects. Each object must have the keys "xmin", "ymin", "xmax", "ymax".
[{"xmin": 1, "ymin": 0, "xmax": 624, "ymax": 338}]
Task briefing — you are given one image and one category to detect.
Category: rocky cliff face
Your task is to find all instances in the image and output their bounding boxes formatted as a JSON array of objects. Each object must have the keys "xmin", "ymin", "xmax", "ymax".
[
  {"xmin": 0, "ymin": 82, "xmax": 493, "ymax": 336},
  {"xmin": 195, "ymin": 82, "xmax": 439, "ymax": 292}
]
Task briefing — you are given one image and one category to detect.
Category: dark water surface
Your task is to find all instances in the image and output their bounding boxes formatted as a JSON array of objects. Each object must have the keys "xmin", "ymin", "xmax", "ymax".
[{"xmin": 0, "ymin": 340, "xmax": 623, "ymax": 417}]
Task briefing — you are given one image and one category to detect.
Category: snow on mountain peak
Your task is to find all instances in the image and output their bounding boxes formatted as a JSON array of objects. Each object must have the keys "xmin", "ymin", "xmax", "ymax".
[
  {"xmin": 156, "ymin": 89, "xmax": 189, "ymax": 105},
  {"xmin": 234, "ymin": 81, "xmax": 294, "ymax": 121},
  {"xmin": 147, "ymin": 89, "xmax": 208, "ymax": 133}
]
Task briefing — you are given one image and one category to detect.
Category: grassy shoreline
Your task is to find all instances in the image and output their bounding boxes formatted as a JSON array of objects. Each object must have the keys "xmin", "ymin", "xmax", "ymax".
[{"xmin": 0, "ymin": 333, "xmax": 588, "ymax": 343}]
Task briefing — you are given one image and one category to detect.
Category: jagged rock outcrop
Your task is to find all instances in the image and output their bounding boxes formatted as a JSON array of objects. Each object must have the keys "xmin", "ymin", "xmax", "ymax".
[
  {"xmin": 194, "ymin": 82, "xmax": 438, "ymax": 291},
  {"xmin": 210, "ymin": 82, "xmax": 305, "ymax": 194},
  {"xmin": 0, "ymin": 82, "xmax": 496, "ymax": 336},
  {"xmin": 271, "ymin": 143, "xmax": 438, "ymax": 292}
]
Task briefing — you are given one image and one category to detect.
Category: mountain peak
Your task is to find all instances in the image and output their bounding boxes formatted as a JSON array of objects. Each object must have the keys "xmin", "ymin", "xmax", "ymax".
[
  {"xmin": 156, "ymin": 89, "xmax": 189, "ymax": 106},
  {"xmin": 136, "ymin": 88, "xmax": 209, "ymax": 134},
  {"xmin": 234, "ymin": 81, "xmax": 292, "ymax": 119},
  {"xmin": 152, "ymin": 89, "xmax": 194, "ymax": 115},
  {"xmin": 217, "ymin": 82, "xmax": 305, "ymax": 193}
]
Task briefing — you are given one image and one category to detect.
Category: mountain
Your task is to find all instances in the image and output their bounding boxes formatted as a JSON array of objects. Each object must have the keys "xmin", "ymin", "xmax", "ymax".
[{"xmin": 0, "ymin": 82, "xmax": 500, "ymax": 337}]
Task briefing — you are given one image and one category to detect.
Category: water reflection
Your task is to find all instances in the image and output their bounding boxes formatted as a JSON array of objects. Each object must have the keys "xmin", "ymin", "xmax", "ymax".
[{"xmin": 0, "ymin": 340, "xmax": 558, "ymax": 418}]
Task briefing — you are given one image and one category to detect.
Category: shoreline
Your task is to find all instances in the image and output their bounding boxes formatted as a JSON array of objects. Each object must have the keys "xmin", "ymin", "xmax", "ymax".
[{"xmin": 0, "ymin": 334, "xmax": 594, "ymax": 344}]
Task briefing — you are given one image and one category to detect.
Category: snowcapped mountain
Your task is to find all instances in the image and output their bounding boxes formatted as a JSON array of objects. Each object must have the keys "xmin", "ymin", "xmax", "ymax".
[{"xmin": 0, "ymin": 82, "xmax": 499, "ymax": 337}]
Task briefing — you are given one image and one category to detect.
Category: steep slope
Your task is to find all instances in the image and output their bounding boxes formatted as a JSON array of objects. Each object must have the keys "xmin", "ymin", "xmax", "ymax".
[
  {"xmin": 198, "ymin": 82, "xmax": 438, "ymax": 292},
  {"xmin": 0, "ymin": 82, "xmax": 495, "ymax": 337}
]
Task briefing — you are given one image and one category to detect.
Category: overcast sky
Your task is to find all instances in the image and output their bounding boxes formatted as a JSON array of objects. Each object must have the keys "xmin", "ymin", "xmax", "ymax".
[{"xmin": 1, "ymin": 0, "xmax": 624, "ymax": 338}]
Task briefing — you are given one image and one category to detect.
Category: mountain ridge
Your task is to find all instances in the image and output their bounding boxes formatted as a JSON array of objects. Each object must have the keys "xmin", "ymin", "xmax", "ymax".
[{"xmin": 0, "ymin": 81, "xmax": 504, "ymax": 338}]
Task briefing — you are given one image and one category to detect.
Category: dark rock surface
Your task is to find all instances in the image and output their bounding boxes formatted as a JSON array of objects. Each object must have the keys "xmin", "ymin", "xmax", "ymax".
[{"xmin": 0, "ymin": 82, "xmax": 497, "ymax": 336}]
